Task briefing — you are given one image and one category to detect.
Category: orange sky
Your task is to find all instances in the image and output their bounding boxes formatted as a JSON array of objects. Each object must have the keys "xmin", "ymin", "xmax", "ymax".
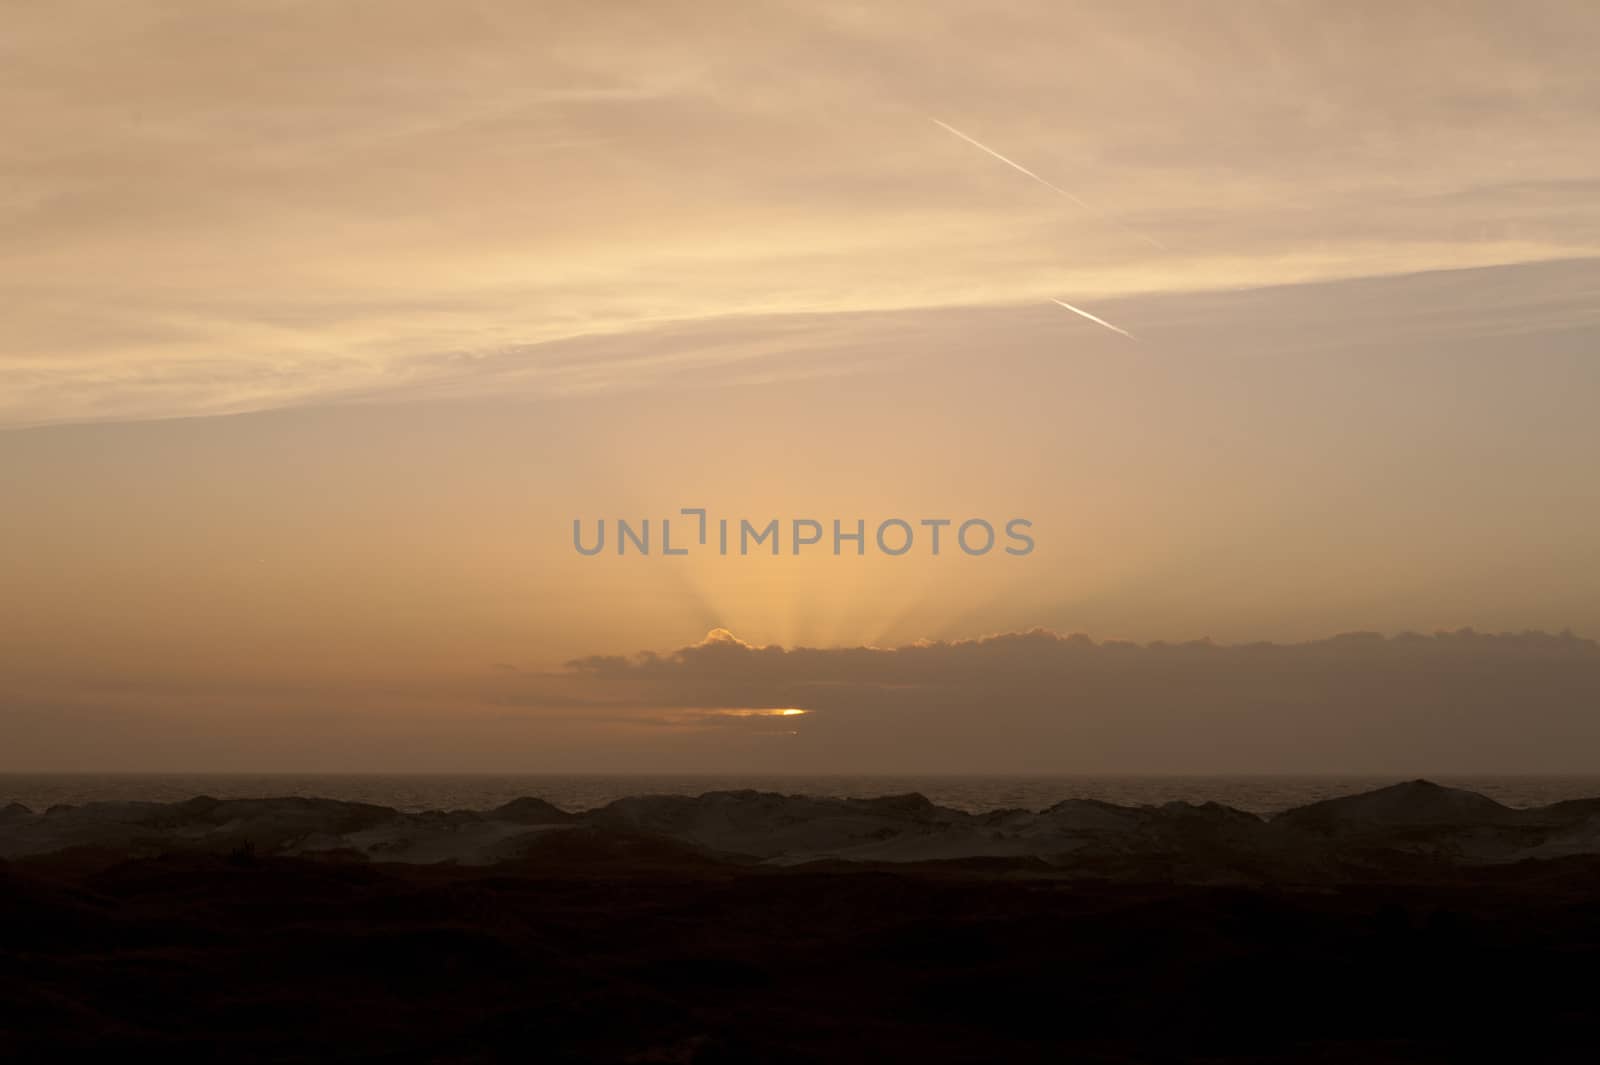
[{"xmin": 3, "ymin": 1, "xmax": 1599, "ymax": 770}]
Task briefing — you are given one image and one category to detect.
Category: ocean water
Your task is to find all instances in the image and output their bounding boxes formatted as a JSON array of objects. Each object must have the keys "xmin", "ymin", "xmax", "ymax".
[{"xmin": 5, "ymin": 773, "xmax": 1600, "ymax": 816}]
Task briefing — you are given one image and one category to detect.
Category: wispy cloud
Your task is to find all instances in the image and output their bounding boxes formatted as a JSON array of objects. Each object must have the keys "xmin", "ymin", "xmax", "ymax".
[
  {"xmin": 931, "ymin": 118, "xmax": 1168, "ymax": 251},
  {"xmin": 1049, "ymin": 297, "xmax": 1137, "ymax": 340},
  {"xmin": 2, "ymin": 1, "xmax": 1597, "ymax": 426}
]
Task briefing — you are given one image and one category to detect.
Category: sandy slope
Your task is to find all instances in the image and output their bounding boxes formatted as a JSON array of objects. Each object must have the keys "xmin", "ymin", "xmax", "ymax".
[{"xmin": 7, "ymin": 780, "xmax": 1600, "ymax": 876}]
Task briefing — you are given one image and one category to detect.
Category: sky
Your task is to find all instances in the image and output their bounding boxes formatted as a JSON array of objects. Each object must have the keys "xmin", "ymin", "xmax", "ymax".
[{"xmin": 3, "ymin": 1, "xmax": 1599, "ymax": 771}]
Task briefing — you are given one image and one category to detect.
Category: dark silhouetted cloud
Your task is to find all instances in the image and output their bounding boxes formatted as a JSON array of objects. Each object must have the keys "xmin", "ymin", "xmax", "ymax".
[{"xmin": 497, "ymin": 628, "xmax": 1600, "ymax": 773}]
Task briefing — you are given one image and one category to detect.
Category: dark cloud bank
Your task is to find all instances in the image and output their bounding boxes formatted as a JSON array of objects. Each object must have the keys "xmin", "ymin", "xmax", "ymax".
[{"xmin": 516, "ymin": 628, "xmax": 1600, "ymax": 774}]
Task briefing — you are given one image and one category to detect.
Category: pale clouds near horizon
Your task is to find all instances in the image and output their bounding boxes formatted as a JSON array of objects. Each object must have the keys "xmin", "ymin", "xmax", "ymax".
[{"xmin": 4, "ymin": 0, "xmax": 1599, "ymax": 426}]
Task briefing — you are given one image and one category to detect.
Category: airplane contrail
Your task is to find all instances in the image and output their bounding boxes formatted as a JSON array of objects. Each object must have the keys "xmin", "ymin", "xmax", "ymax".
[
  {"xmin": 1050, "ymin": 297, "xmax": 1137, "ymax": 341},
  {"xmin": 931, "ymin": 118, "xmax": 1168, "ymax": 252}
]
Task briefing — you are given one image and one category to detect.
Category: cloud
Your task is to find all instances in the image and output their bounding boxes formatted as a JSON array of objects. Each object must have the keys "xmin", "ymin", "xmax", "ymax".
[
  {"xmin": 496, "ymin": 627, "xmax": 1600, "ymax": 773},
  {"xmin": 3, "ymin": 0, "xmax": 1599, "ymax": 425},
  {"xmin": 8, "ymin": 626, "xmax": 1600, "ymax": 773}
]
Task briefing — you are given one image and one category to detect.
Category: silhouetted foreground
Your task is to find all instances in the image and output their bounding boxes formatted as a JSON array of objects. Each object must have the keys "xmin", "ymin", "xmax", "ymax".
[{"xmin": 4, "ymin": 782, "xmax": 1600, "ymax": 1062}]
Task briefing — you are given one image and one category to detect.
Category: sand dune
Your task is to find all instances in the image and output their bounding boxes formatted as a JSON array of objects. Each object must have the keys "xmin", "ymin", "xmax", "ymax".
[{"xmin": 5, "ymin": 779, "xmax": 1600, "ymax": 877}]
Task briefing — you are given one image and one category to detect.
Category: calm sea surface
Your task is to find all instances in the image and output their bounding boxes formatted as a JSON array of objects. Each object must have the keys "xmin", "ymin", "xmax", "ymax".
[{"xmin": 5, "ymin": 774, "xmax": 1600, "ymax": 816}]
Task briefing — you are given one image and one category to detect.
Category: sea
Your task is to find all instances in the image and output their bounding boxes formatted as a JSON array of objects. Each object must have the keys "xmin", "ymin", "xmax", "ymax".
[{"xmin": 5, "ymin": 774, "xmax": 1600, "ymax": 816}]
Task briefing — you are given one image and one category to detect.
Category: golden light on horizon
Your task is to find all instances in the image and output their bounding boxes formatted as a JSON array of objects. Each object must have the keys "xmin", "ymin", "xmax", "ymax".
[
  {"xmin": 716, "ymin": 708, "xmax": 811, "ymax": 718},
  {"xmin": 3, "ymin": 0, "xmax": 1600, "ymax": 777}
]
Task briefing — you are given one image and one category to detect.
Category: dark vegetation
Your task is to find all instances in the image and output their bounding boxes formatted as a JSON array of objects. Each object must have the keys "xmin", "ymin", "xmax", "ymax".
[{"xmin": 4, "ymin": 845, "xmax": 1599, "ymax": 1063}]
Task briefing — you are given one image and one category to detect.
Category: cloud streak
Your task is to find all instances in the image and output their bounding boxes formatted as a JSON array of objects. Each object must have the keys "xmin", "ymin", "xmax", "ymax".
[
  {"xmin": 1049, "ymin": 297, "xmax": 1137, "ymax": 340},
  {"xmin": 2, "ymin": 1, "xmax": 1598, "ymax": 425},
  {"xmin": 930, "ymin": 118, "xmax": 1169, "ymax": 251}
]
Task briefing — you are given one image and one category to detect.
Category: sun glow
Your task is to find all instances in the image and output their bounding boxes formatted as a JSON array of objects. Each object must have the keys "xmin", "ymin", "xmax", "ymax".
[{"xmin": 717, "ymin": 708, "xmax": 810, "ymax": 718}]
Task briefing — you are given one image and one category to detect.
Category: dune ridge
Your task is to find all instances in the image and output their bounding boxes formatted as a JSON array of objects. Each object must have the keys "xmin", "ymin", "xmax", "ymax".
[{"xmin": 7, "ymin": 779, "xmax": 1600, "ymax": 877}]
